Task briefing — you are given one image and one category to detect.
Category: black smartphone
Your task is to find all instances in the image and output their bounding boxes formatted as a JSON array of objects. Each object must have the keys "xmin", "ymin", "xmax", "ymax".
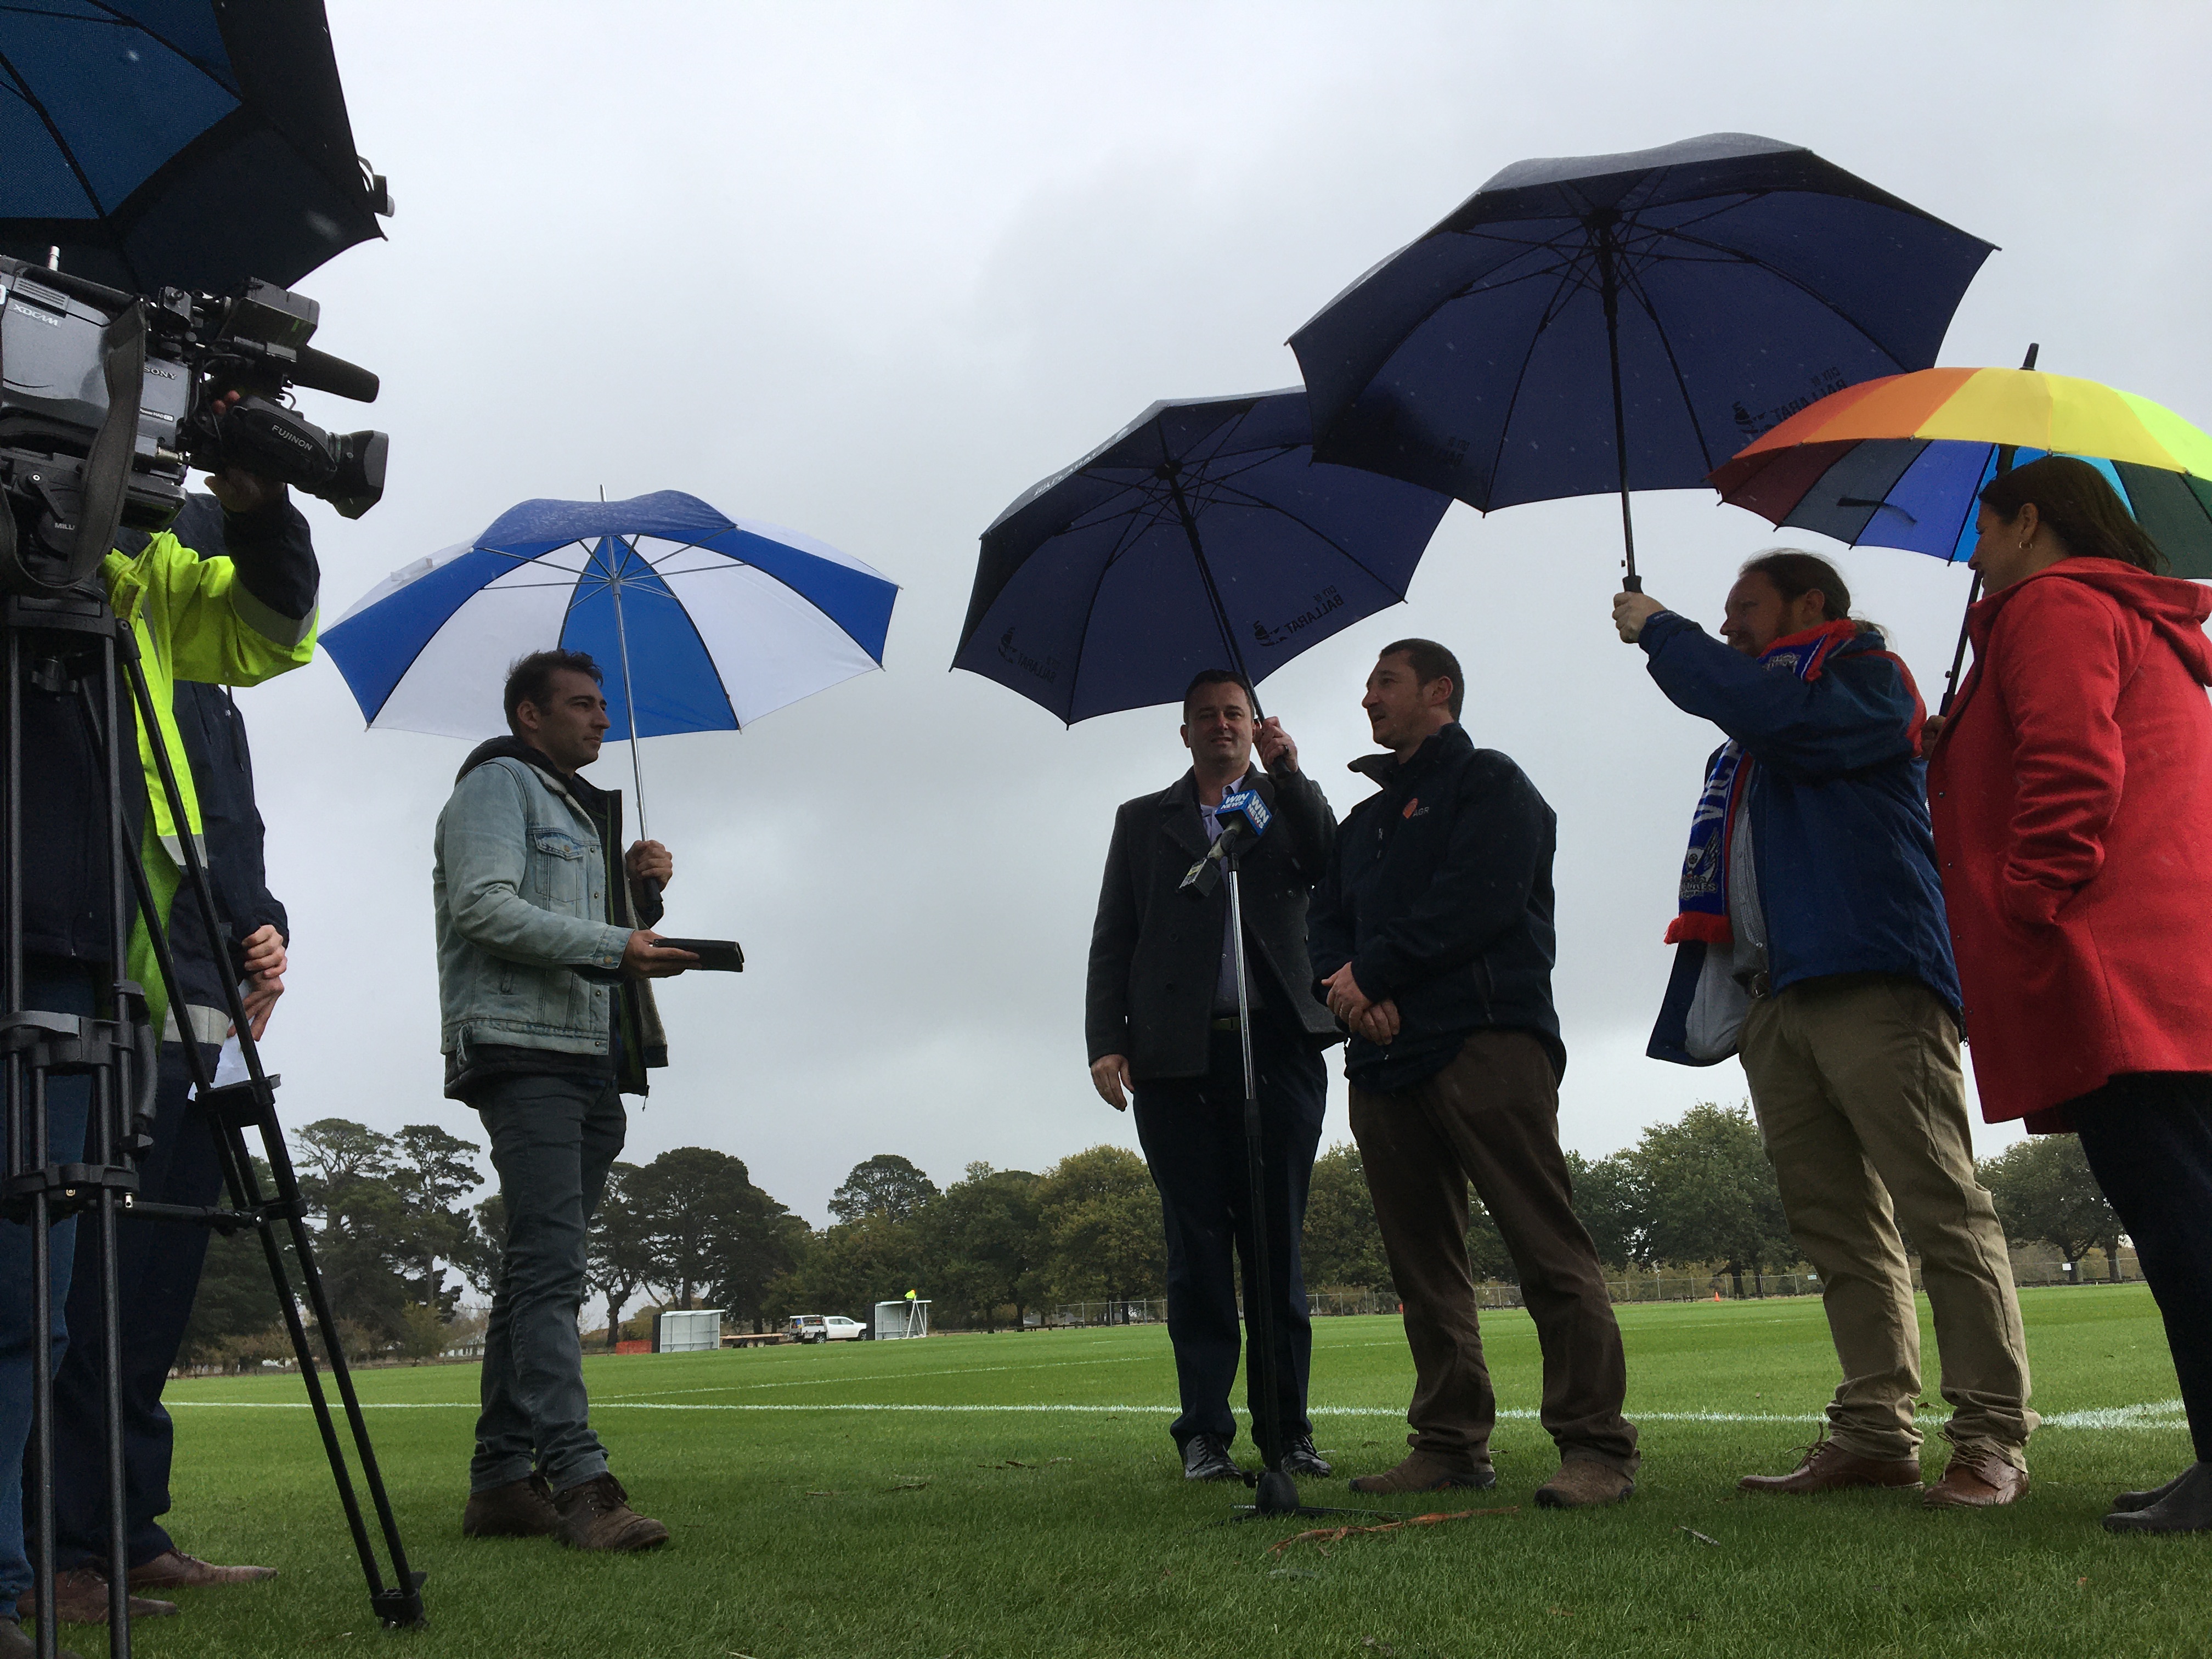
[{"xmin": 656, "ymin": 937, "xmax": 744, "ymax": 973}]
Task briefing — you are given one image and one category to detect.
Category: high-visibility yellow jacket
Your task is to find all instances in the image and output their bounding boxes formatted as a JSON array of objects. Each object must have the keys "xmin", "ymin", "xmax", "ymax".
[{"xmin": 101, "ymin": 528, "xmax": 317, "ymax": 1032}]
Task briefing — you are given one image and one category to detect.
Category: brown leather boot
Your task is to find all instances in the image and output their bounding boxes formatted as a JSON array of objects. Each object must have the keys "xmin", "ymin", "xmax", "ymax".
[
  {"xmin": 19, "ymin": 1568, "xmax": 178, "ymax": 1624},
  {"xmin": 0, "ymin": 1617, "xmax": 81, "ymax": 1659},
  {"xmin": 1347, "ymin": 1439, "xmax": 1496, "ymax": 1495},
  {"xmin": 463, "ymin": 1474, "xmax": 560, "ymax": 1538},
  {"xmin": 552, "ymin": 1474, "xmax": 670, "ymax": 1552},
  {"xmin": 1739, "ymin": 1433, "xmax": 1923, "ymax": 1494},
  {"xmin": 127, "ymin": 1549, "xmax": 275, "ymax": 1588},
  {"xmin": 1924, "ymin": 1445, "xmax": 2029, "ymax": 1509},
  {"xmin": 1536, "ymin": 1457, "xmax": 1635, "ymax": 1508}
]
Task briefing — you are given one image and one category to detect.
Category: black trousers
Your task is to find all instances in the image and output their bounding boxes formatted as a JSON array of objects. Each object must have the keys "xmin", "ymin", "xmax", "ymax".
[
  {"xmin": 1131, "ymin": 1013, "xmax": 1325, "ymax": 1463},
  {"xmin": 2072, "ymin": 1074, "xmax": 2212, "ymax": 1464},
  {"xmin": 49, "ymin": 1043, "xmax": 224, "ymax": 1571}
]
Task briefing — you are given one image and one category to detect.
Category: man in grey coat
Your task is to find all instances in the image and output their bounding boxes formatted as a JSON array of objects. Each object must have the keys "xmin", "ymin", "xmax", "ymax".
[
  {"xmin": 1086, "ymin": 670, "xmax": 1339, "ymax": 1482},
  {"xmin": 435, "ymin": 648, "xmax": 695, "ymax": 1551}
]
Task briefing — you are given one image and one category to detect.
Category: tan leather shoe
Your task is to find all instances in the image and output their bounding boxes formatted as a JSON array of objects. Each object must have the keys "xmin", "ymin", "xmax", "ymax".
[
  {"xmin": 127, "ymin": 1549, "xmax": 275, "ymax": 1588},
  {"xmin": 19, "ymin": 1568, "xmax": 178, "ymax": 1624},
  {"xmin": 551, "ymin": 1473, "xmax": 670, "ymax": 1552},
  {"xmin": 1739, "ymin": 1433, "xmax": 1923, "ymax": 1494},
  {"xmin": 1924, "ymin": 1447, "xmax": 2029, "ymax": 1508},
  {"xmin": 463, "ymin": 1473, "xmax": 561, "ymax": 1538},
  {"xmin": 1536, "ymin": 1457, "xmax": 1635, "ymax": 1508}
]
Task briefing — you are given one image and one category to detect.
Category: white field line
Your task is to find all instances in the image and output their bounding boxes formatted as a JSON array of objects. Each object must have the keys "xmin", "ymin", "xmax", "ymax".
[{"xmin": 167, "ymin": 1398, "xmax": 2186, "ymax": 1430}]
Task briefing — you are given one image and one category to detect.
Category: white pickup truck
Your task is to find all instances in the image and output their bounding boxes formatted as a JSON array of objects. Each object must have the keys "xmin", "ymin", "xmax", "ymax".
[{"xmin": 787, "ymin": 1314, "xmax": 868, "ymax": 1344}]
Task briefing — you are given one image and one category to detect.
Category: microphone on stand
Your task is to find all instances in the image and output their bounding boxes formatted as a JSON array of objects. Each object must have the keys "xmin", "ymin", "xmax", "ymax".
[{"xmin": 1179, "ymin": 788, "xmax": 1272, "ymax": 899}]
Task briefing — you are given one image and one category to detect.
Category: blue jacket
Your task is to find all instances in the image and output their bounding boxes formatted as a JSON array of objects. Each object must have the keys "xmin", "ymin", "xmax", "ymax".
[
  {"xmin": 1310, "ymin": 723, "xmax": 1565, "ymax": 1091},
  {"xmin": 1640, "ymin": 611, "xmax": 1960, "ymax": 1066}
]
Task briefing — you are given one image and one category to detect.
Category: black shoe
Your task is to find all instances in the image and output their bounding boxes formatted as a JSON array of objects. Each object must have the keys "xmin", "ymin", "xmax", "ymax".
[
  {"xmin": 1282, "ymin": 1436, "xmax": 1333, "ymax": 1479},
  {"xmin": 1181, "ymin": 1434, "xmax": 1243, "ymax": 1482},
  {"xmin": 2112, "ymin": 1464, "xmax": 2199, "ymax": 1515},
  {"xmin": 2104, "ymin": 1461, "xmax": 2212, "ymax": 1533}
]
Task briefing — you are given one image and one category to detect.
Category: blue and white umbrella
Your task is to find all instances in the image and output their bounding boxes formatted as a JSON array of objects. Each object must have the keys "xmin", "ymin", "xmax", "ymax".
[{"xmin": 324, "ymin": 490, "xmax": 896, "ymax": 822}]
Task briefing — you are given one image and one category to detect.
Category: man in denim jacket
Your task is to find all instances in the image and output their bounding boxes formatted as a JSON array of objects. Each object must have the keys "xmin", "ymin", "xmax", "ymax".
[{"xmin": 434, "ymin": 648, "xmax": 695, "ymax": 1552}]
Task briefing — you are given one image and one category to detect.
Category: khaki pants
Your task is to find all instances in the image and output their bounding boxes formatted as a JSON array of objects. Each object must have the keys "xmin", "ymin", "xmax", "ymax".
[
  {"xmin": 1350, "ymin": 1031, "xmax": 1638, "ymax": 1474},
  {"xmin": 1740, "ymin": 974, "xmax": 2035, "ymax": 1465}
]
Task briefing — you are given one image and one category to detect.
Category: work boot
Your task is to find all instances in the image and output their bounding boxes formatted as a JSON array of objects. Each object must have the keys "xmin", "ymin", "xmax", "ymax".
[
  {"xmin": 552, "ymin": 1473, "xmax": 670, "ymax": 1552},
  {"xmin": 0, "ymin": 1618, "xmax": 80, "ymax": 1659},
  {"xmin": 1181, "ymin": 1434, "xmax": 1242, "ymax": 1482},
  {"xmin": 2104, "ymin": 1461, "xmax": 2212, "ymax": 1534},
  {"xmin": 128, "ymin": 1549, "xmax": 276, "ymax": 1588},
  {"xmin": 1535, "ymin": 1455, "xmax": 1635, "ymax": 1509},
  {"xmin": 19, "ymin": 1568, "xmax": 178, "ymax": 1624},
  {"xmin": 1739, "ymin": 1432, "xmax": 1922, "ymax": 1494},
  {"xmin": 1282, "ymin": 1436, "xmax": 1333, "ymax": 1479},
  {"xmin": 1923, "ymin": 1444, "xmax": 2029, "ymax": 1509},
  {"xmin": 463, "ymin": 1474, "xmax": 561, "ymax": 1538},
  {"xmin": 2112, "ymin": 1464, "xmax": 2201, "ymax": 1515},
  {"xmin": 1348, "ymin": 1437, "xmax": 1495, "ymax": 1494}
]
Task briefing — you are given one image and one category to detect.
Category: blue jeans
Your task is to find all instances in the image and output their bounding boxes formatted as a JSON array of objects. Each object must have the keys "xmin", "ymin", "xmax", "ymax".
[
  {"xmin": 51, "ymin": 1043, "xmax": 223, "ymax": 1571},
  {"xmin": 0, "ymin": 962, "xmax": 97, "ymax": 1619},
  {"xmin": 471, "ymin": 1072, "xmax": 625, "ymax": 1494},
  {"xmin": 1131, "ymin": 1014, "xmax": 1326, "ymax": 1465}
]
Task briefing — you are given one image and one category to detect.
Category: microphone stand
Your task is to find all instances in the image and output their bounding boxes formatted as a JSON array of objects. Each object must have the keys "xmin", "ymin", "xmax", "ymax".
[{"xmin": 1216, "ymin": 832, "xmax": 1403, "ymax": 1525}]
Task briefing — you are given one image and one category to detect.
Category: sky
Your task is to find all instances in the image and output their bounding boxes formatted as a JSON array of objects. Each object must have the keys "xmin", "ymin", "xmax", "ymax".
[{"xmin": 232, "ymin": 1, "xmax": 2212, "ymax": 1226}]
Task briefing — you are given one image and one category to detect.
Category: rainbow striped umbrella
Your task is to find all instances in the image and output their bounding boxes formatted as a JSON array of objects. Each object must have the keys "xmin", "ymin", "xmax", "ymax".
[{"xmin": 1709, "ymin": 366, "xmax": 2212, "ymax": 577}]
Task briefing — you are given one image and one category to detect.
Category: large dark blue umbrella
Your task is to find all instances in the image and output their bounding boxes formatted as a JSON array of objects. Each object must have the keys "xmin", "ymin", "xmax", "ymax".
[
  {"xmin": 0, "ymin": 1, "xmax": 391, "ymax": 295},
  {"xmin": 1289, "ymin": 132, "xmax": 1993, "ymax": 586},
  {"xmin": 953, "ymin": 388, "xmax": 1451, "ymax": 724}
]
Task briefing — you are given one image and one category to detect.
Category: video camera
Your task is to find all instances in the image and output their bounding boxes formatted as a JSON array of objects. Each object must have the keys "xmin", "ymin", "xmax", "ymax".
[{"xmin": 0, "ymin": 255, "xmax": 386, "ymax": 597}]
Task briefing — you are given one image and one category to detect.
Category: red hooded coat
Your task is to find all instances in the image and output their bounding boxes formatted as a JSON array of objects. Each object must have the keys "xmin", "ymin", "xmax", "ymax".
[{"xmin": 1928, "ymin": 557, "xmax": 2212, "ymax": 1130}]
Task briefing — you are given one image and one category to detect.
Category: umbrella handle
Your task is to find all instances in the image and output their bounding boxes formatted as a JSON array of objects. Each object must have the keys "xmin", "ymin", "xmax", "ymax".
[{"xmin": 1621, "ymin": 572, "xmax": 1643, "ymax": 594}]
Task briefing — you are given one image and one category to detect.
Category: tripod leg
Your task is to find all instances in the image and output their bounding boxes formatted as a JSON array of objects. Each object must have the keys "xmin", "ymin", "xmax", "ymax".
[{"xmin": 103, "ymin": 653, "xmax": 425, "ymax": 1630}]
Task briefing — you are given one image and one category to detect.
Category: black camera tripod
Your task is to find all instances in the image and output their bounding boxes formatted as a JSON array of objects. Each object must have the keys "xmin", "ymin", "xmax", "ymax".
[{"xmin": 3, "ymin": 585, "xmax": 425, "ymax": 1657}]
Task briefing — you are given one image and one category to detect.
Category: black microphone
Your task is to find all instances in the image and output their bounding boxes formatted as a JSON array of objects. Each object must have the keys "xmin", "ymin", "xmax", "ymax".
[{"xmin": 1178, "ymin": 788, "xmax": 1273, "ymax": 899}]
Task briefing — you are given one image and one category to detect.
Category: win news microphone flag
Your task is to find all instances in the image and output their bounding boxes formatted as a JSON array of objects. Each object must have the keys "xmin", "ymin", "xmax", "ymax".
[{"xmin": 1179, "ymin": 788, "xmax": 1272, "ymax": 898}]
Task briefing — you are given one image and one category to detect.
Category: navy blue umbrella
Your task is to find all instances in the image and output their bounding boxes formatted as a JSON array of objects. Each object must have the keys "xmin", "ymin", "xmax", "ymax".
[
  {"xmin": 1289, "ymin": 132, "xmax": 1993, "ymax": 586},
  {"xmin": 953, "ymin": 389, "xmax": 1451, "ymax": 724},
  {"xmin": 0, "ymin": 1, "xmax": 390, "ymax": 295}
]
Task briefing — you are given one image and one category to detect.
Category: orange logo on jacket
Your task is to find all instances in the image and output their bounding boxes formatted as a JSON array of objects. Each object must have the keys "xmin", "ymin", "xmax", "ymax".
[{"xmin": 1402, "ymin": 798, "xmax": 1420, "ymax": 819}]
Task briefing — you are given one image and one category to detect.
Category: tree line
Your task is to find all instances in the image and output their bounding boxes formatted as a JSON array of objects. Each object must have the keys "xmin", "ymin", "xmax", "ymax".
[{"xmin": 177, "ymin": 1101, "xmax": 2127, "ymax": 1365}]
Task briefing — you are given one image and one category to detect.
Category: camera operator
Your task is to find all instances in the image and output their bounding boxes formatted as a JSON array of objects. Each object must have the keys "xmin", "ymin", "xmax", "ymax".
[
  {"xmin": 437, "ymin": 650, "xmax": 692, "ymax": 1554},
  {"xmin": 3, "ymin": 465, "xmax": 318, "ymax": 1649},
  {"xmin": 1085, "ymin": 670, "xmax": 1339, "ymax": 1483},
  {"xmin": 42, "ymin": 488, "xmax": 303, "ymax": 1627}
]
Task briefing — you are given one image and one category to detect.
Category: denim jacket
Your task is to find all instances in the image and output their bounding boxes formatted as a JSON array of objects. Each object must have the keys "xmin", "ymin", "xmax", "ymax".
[{"xmin": 433, "ymin": 746, "xmax": 665, "ymax": 1068}]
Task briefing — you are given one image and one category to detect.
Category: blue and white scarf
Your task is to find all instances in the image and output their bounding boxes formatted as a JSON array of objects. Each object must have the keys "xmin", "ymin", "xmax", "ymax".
[{"xmin": 1666, "ymin": 619, "xmax": 1863, "ymax": 946}]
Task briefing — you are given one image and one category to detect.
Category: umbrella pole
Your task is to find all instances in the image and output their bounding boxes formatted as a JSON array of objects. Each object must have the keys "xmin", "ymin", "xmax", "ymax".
[
  {"xmin": 1166, "ymin": 475, "xmax": 1265, "ymax": 720},
  {"xmin": 1598, "ymin": 226, "xmax": 1641, "ymax": 593},
  {"xmin": 1936, "ymin": 346, "xmax": 2039, "ymax": 719},
  {"xmin": 610, "ymin": 569, "xmax": 650, "ymax": 841}
]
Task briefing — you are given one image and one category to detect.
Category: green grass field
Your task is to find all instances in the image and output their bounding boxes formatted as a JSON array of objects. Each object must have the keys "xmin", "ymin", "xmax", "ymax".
[{"xmin": 118, "ymin": 1286, "xmax": 2208, "ymax": 1658}]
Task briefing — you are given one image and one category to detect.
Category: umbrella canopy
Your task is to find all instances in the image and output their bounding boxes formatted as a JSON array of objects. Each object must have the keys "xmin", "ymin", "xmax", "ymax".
[
  {"xmin": 1289, "ymin": 131, "xmax": 1992, "ymax": 582},
  {"xmin": 1710, "ymin": 366, "xmax": 2212, "ymax": 576},
  {"xmin": 0, "ymin": 0, "xmax": 390, "ymax": 295},
  {"xmin": 324, "ymin": 491, "xmax": 898, "ymax": 808},
  {"xmin": 953, "ymin": 389, "xmax": 1451, "ymax": 724}
]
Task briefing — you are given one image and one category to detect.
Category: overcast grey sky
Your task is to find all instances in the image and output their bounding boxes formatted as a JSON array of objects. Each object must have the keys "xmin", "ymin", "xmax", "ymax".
[{"xmin": 249, "ymin": 2, "xmax": 2212, "ymax": 1223}]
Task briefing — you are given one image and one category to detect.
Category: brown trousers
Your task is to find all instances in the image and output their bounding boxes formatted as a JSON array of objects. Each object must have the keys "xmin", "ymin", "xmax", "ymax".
[
  {"xmin": 1740, "ymin": 974, "xmax": 2034, "ymax": 1465},
  {"xmin": 1349, "ymin": 1031, "xmax": 1638, "ymax": 1474}
]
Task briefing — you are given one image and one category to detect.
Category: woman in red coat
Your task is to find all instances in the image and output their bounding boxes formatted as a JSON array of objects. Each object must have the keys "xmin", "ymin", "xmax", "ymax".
[{"xmin": 1929, "ymin": 455, "xmax": 2212, "ymax": 1535}]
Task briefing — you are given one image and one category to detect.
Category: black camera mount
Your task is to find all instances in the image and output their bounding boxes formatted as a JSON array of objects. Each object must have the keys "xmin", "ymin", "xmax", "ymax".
[{"xmin": 3, "ymin": 588, "xmax": 424, "ymax": 1657}]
